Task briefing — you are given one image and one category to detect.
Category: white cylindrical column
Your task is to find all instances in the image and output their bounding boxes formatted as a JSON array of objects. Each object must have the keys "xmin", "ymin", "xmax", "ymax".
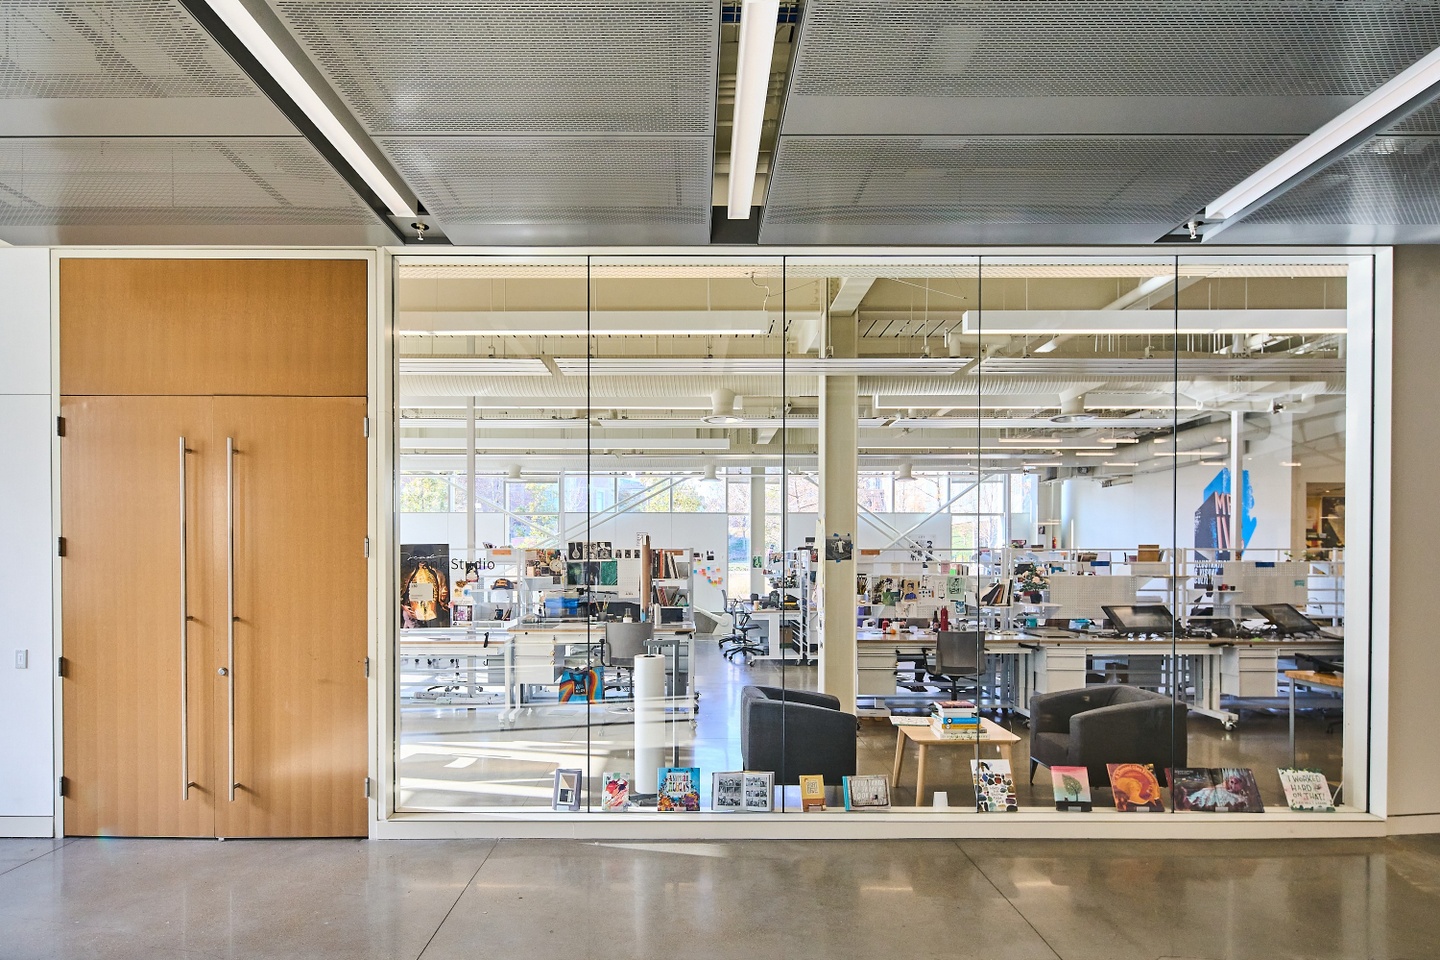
[{"xmin": 632, "ymin": 653, "xmax": 667, "ymax": 794}]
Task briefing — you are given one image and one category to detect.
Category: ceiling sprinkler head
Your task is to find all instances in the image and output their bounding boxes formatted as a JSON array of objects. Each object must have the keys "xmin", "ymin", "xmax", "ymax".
[{"xmin": 411, "ymin": 221, "xmax": 430, "ymax": 241}]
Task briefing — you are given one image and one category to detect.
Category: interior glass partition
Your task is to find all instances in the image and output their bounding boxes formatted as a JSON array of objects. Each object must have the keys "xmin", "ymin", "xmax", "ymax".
[{"xmin": 390, "ymin": 251, "xmax": 1362, "ymax": 819}]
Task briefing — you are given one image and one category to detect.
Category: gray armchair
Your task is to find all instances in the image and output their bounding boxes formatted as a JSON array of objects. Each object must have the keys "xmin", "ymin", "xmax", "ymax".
[
  {"xmin": 740, "ymin": 685, "xmax": 857, "ymax": 785},
  {"xmin": 1028, "ymin": 684, "xmax": 1187, "ymax": 784}
]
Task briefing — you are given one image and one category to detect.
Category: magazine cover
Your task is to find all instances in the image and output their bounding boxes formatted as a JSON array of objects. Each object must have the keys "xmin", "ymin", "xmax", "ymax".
[
  {"xmin": 400, "ymin": 544, "xmax": 451, "ymax": 629},
  {"xmin": 657, "ymin": 767, "xmax": 700, "ymax": 812},
  {"xmin": 1278, "ymin": 768, "xmax": 1336, "ymax": 812},
  {"xmin": 1108, "ymin": 763, "xmax": 1165, "ymax": 812},
  {"xmin": 1051, "ymin": 765, "xmax": 1093, "ymax": 812},
  {"xmin": 601, "ymin": 772, "xmax": 630, "ymax": 812},
  {"xmin": 1168, "ymin": 768, "xmax": 1264, "ymax": 812},
  {"xmin": 971, "ymin": 759, "xmax": 1019, "ymax": 812}
]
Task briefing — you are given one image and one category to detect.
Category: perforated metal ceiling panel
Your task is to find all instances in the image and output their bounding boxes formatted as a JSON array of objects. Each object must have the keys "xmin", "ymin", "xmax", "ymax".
[
  {"xmin": 0, "ymin": 0, "xmax": 257, "ymax": 99},
  {"xmin": 759, "ymin": 136, "xmax": 1299, "ymax": 245},
  {"xmin": 379, "ymin": 137, "xmax": 712, "ymax": 244},
  {"xmin": 0, "ymin": 137, "xmax": 392, "ymax": 244},
  {"xmin": 782, "ymin": 0, "xmax": 1440, "ymax": 135},
  {"xmin": 267, "ymin": 0, "xmax": 720, "ymax": 136},
  {"xmin": 0, "ymin": 0, "xmax": 296, "ymax": 137},
  {"xmin": 1215, "ymin": 136, "xmax": 1440, "ymax": 244}
]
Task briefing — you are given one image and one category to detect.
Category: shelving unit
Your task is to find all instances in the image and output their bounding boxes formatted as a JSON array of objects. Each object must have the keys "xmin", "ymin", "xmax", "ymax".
[
  {"xmin": 650, "ymin": 548, "xmax": 693, "ymax": 624},
  {"xmin": 1306, "ymin": 552, "xmax": 1345, "ymax": 623},
  {"xmin": 454, "ymin": 547, "xmax": 521, "ymax": 628}
]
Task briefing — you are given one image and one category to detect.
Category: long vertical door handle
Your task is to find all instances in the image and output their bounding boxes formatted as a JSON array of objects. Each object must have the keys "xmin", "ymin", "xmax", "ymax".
[
  {"xmin": 226, "ymin": 436, "xmax": 237, "ymax": 802},
  {"xmin": 179, "ymin": 437, "xmax": 192, "ymax": 801}
]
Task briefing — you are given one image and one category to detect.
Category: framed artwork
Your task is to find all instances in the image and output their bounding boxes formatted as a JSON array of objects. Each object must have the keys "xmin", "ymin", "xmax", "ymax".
[{"xmin": 552, "ymin": 768, "xmax": 582, "ymax": 811}]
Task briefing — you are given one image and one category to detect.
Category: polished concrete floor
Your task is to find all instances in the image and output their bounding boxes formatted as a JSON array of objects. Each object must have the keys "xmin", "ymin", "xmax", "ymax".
[
  {"xmin": 1, "ymin": 834, "xmax": 1437, "ymax": 959},
  {"xmin": 398, "ymin": 635, "xmax": 1345, "ymax": 811}
]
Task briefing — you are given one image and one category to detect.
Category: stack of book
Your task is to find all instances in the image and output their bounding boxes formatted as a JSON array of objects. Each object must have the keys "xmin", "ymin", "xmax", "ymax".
[{"xmin": 929, "ymin": 700, "xmax": 985, "ymax": 739}]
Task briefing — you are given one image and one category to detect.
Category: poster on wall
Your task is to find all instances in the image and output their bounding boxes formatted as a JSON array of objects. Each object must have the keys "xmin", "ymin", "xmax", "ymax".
[{"xmin": 400, "ymin": 543, "xmax": 451, "ymax": 629}]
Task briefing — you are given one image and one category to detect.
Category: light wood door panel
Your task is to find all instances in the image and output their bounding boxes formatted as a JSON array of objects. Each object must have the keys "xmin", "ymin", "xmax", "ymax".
[
  {"xmin": 60, "ymin": 259, "xmax": 367, "ymax": 397},
  {"xmin": 213, "ymin": 398, "xmax": 368, "ymax": 837},
  {"xmin": 61, "ymin": 397, "xmax": 217, "ymax": 837}
]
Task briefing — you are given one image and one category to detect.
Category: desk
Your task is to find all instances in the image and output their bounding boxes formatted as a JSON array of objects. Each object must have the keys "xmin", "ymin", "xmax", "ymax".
[
  {"xmin": 1285, "ymin": 669, "xmax": 1344, "ymax": 765},
  {"xmin": 891, "ymin": 718, "xmax": 1021, "ymax": 807}
]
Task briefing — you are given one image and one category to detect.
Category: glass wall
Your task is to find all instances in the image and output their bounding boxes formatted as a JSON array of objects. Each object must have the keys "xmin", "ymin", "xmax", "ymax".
[{"xmin": 392, "ymin": 253, "xmax": 1359, "ymax": 818}]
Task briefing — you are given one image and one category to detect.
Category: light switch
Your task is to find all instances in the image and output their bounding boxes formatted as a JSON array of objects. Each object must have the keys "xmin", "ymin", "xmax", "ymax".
[{"xmin": 14, "ymin": 650, "xmax": 27, "ymax": 669}]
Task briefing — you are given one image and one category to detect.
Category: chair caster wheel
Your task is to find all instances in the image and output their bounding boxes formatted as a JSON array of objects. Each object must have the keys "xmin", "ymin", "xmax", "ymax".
[{"xmin": 1223, "ymin": 719, "xmax": 1237, "ymax": 731}]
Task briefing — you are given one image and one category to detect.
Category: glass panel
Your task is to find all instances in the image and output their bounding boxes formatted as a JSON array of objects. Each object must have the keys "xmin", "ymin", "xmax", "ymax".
[
  {"xmin": 398, "ymin": 474, "xmax": 450, "ymax": 513},
  {"xmin": 393, "ymin": 255, "xmax": 589, "ymax": 813},
  {"xmin": 586, "ymin": 256, "xmax": 786, "ymax": 813},
  {"xmin": 390, "ymin": 251, "xmax": 1362, "ymax": 820},
  {"xmin": 1177, "ymin": 254, "xmax": 1353, "ymax": 813}
]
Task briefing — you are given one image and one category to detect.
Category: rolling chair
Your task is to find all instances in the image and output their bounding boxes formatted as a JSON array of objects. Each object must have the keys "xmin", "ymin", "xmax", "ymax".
[
  {"xmin": 719, "ymin": 590, "xmax": 764, "ymax": 665},
  {"xmin": 600, "ymin": 621, "xmax": 653, "ymax": 700},
  {"xmin": 925, "ymin": 630, "xmax": 987, "ymax": 701}
]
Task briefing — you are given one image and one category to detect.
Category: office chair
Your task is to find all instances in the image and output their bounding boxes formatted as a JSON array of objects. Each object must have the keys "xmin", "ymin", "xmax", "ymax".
[
  {"xmin": 601, "ymin": 621, "xmax": 653, "ymax": 700},
  {"xmin": 926, "ymin": 630, "xmax": 986, "ymax": 701},
  {"xmin": 719, "ymin": 590, "xmax": 764, "ymax": 665}
]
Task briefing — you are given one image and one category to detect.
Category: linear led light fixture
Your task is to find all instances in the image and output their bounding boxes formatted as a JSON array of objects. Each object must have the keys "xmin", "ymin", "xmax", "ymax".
[
  {"xmin": 727, "ymin": 0, "xmax": 781, "ymax": 219},
  {"xmin": 202, "ymin": 0, "xmax": 415, "ymax": 217},
  {"xmin": 1204, "ymin": 44, "xmax": 1440, "ymax": 228}
]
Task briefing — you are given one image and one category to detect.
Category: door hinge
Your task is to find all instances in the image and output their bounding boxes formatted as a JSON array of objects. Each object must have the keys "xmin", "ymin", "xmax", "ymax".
[
  {"xmin": 58, "ymin": 776, "xmax": 69, "ymax": 798},
  {"xmin": 364, "ymin": 657, "xmax": 371, "ymax": 678},
  {"xmin": 363, "ymin": 537, "xmax": 371, "ymax": 558},
  {"xmin": 364, "ymin": 776, "xmax": 372, "ymax": 799},
  {"xmin": 57, "ymin": 656, "xmax": 67, "ymax": 678},
  {"xmin": 56, "ymin": 536, "xmax": 66, "ymax": 558},
  {"xmin": 363, "ymin": 416, "xmax": 370, "ymax": 438},
  {"xmin": 56, "ymin": 415, "xmax": 66, "ymax": 437}
]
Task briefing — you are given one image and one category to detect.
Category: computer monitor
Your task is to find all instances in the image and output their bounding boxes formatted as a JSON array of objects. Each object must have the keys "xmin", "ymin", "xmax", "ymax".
[
  {"xmin": 1297, "ymin": 652, "xmax": 1343, "ymax": 675},
  {"xmin": 1253, "ymin": 603, "xmax": 1323, "ymax": 636},
  {"xmin": 903, "ymin": 617, "xmax": 931, "ymax": 628},
  {"xmin": 1101, "ymin": 604, "xmax": 1177, "ymax": 635}
]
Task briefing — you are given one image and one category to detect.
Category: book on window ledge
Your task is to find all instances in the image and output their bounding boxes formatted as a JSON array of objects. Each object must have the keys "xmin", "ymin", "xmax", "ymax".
[
  {"xmin": 1277, "ymin": 768, "xmax": 1336, "ymax": 812},
  {"xmin": 1050, "ymin": 765, "xmax": 1093, "ymax": 812},
  {"xmin": 1167, "ymin": 767, "xmax": 1264, "ymax": 813},
  {"xmin": 1107, "ymin": 763, "xmax": 1165, "ymax": 812},
  {"xmin": 656, "ymin": 767, "xmax": 700, "ymax": 812},
  {"xmin": 971, "ymin": 759, "xmax": 1019, "ymax": 812},
  {"xmin": 601, "ymin": 772, "xmax": 630, "ymax": 812}
]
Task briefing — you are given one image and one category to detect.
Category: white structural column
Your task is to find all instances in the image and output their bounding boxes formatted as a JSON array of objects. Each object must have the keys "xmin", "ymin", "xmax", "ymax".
[
  {"xmin": 1230, "ymin": 410, "xmax": 1244, "ymax": 556},
  {"xmin": 750, "ymin": 471, "xmax": 766, "ymax": 599},
  {"xmin": 817, "ymin": 314, "xmax": 859, "ymax": 712}
]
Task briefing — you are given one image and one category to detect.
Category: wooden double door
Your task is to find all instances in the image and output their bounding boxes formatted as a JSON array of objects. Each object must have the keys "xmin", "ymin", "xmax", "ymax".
[{"xmin": 60, "ymin": 395, "xmax": 368, "ymax": 837}]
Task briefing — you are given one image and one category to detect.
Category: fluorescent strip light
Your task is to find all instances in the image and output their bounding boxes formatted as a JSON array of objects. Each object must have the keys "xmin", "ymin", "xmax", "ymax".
[
  {"xmin": 727, "ymin": 0, "xmax": 780, "ymax": 219},
  {"xmin": 203, "ymin": 0, "xmax": 415, "ymax": 217},
  {"xmin": 1205, "ymin": 45, "xmax": 1440, "ymax": 224},
  {"xmin": 1076, "ymin": 451, "xmax": 1114, "ymax": 457}
]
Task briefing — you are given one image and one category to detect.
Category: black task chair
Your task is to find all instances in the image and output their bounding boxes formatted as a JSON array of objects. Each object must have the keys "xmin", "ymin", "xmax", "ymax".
[
  {"xmin": 601, "ymin": 621, "xmax": 653, "ymax": 699},
  {"xmin": 719, "ymin": 590, "xmax": 763, "ymax": 665},
  {"xmin": 926, "ymin": 630, "xmax": 986, "ymax": 701}
]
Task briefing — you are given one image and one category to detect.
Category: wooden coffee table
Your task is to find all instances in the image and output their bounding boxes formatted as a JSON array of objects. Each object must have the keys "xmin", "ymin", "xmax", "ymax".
[{"xmin": 891, "ymin": 718, "xmax": 1022, "ymax": 807}]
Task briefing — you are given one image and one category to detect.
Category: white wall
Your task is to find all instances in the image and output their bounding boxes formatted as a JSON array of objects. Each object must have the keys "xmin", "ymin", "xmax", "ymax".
[
  {"xmin": 1061, "ymin": 416, "xmax": 1298, "ymax": 554},
  {"xmin": 1387, "ymin": 247, "xmax": 1440, "ymax": 826},
  {"xmin": 0, "ymin": 248, "xmax": 54, "ymax": 837}
]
